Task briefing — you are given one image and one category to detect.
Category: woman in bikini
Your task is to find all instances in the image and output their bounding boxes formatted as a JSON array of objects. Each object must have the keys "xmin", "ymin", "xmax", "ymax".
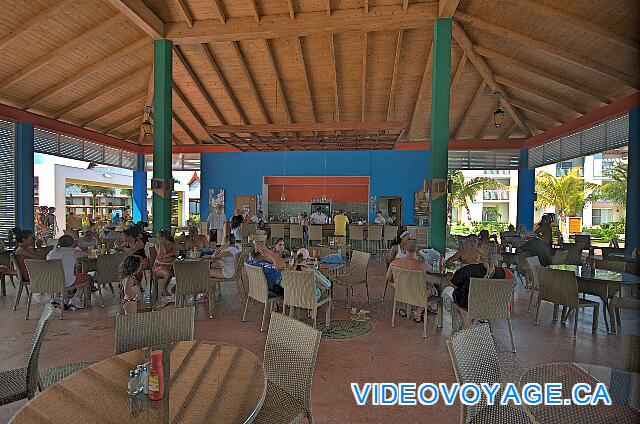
[
  {"xmin": 119, "ymin": 255, "xmax": 142, "ymax": 315},
  {"xmin": 152, "ymin": 229, "xmax": 176, "ymax": 298},
  {"xmin": 116, "ymin": 228, "xmax": 149, "ymax": 281}
]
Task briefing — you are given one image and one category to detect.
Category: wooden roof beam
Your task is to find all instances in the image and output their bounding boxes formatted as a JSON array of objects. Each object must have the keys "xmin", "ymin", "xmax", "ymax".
[
  {"xmin": 248, "ymin": 0, "xmax": 260, "ymax": 23},
  {"xmin": 174, "ymin": 0, "xmax": 194, "ymax": 27},
  {"xmin": 54, "ymin": 65, "xmax": 151, "ymax": 119},
  {"xmin": 361, "ymin": 32, "xmax": 368, "ymax": 123},
  {"xmin": 494, "ymin": 75, "xmax": 587, "ymax": 115},
  {"xmin": 450, "ymin": 53, "xmax": 467, "ymax": 92},
  {"xmin": 165, "ymin": 3, "xmax": 437, "ymax": 44},
  {"xmin": 229, "ymin": 41, "xmax": 271, "ymax": 123},
  {"xmin": 0, "ymin": 0, "xmax": 76, "ymax": 51},
  {"xmin": 455, "ymin": 12, "xmax": 638, "ymax": 89},
  {"xmin": 106, "ymin": 0, "xmax": 165, "ymax": 39},
  {"xmin": 296, "ymin": 37, "xmax": 317, "ymax": 127},
  {"xmin": 172, "ymin": 114, "xmax": 198, "ymax": 144},
  {"xmin": 172, "ymin": 83, "xmax": 206, "ymax": 144},
  {"xmin": 211, "ymin": 0, "xmax": 226, "ymax": 23},
  {"xmin": 473, "ymin": 45, "xmax": 612, "ymax": 105},
  {"xmin": 81, "ymin": 90, "xmax": 147, "ymax": 127},
  {"xmin": 510, "ymin": 99, "xmax": 564, "ymax": 126},
  {"xmin": 512, "ymin": 0, "xmax": 638, "ymax": 53},
  {"xmin": 206, "ymin": 122, "xmax": 408, "ymax": 133},
  {"xmin": 408, "ymin": 41, "xmax": 434, "ymax": 137},
  {"xmin": 386, "ymin": 30, "xmax": 403, "ymax": 125},
  {"xmin": 364, "ymin": 0, "xmax": 369, "ymax": 14},
  {"xmin": 262, "ymin": 40, "xmax": 292, "ymax": 124},
  {"xmin": 330, "ymin": 34, "xmax": 340, "ymax": 123},
  {"xmin": 21, "ymin": 37, "xmax": 149, "ymax": 109},
  {"xmin": 403, "ymin": 0, "xmax": 409, "ymax": 11},
  {"xmin": 439, "ymin": 0, "xmax": 460, "ymax": 18},
  {"xmin": 452, "ymin": 21, "xmax": 532, "ymax": 137},
  {"xmin": 0, "ymin": 15, "xmax": 125, "ymax": 90},
  {"xmin": 500, "ymin": 120, "xmax": 516, "ymax": 139},
  {"xmin": 286, "ymin": 0, "xmax": 295, "ymax": 19},
  {"xmin": 105, "ymin": 113, "xmax": 144, "ymax": 135},
  {"xmin": 326, "ymin": 0, "xmax": 331, "ymax": 16},
  {"xmin": 454, "ymin": 80, "xmax": 485, "ymax": 139}
]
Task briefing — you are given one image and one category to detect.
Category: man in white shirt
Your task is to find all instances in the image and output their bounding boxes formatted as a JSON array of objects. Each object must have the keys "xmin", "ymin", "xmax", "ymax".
[
  {"xmin": 251, "ymin": 210, "xmax": 265, "ymax": 224},
  {"xmin": 46, "ymin": 235, "xmax": 91, "ymax": 309},
  {"xmin": 374, "ymin": 211, "xmax": 386, "ymax": 225},
  {"xmin": 207, "ymin": 204, "xmax": 226, "ymax": 245},
  {"xmin": 210, "ymin": 234, "xmax": 242, "ymax": 279},
  {"xmin": 310, "ymin": 207, "xmax": 328, "ymax": 224},
  {"xmin": 76, "ymin": 229, "xmax": 98, "ymax": 251}
]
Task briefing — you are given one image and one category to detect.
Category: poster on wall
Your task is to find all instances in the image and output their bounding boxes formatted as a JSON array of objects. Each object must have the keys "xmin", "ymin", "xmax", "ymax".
[{"xmin": 209, "ymin": 189, "xmax": 225, "ymax": 210}]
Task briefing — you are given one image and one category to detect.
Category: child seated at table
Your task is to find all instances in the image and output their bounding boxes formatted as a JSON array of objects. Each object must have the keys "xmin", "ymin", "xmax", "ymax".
[
  {"xmin": 120, "ymin": 255, "xmax": 141, "ymax": 315},
  {"xmin": 293, "ymin": 248, "xmax": 331, "ymax": 299}
]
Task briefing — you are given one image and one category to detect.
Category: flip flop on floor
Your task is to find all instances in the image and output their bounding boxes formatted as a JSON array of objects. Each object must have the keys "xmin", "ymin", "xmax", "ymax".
[
  {"xmin": 357, "ymin": 309, "xmax": 370, "ymax": 316},
  {"xmin": 398, "ymin": 309, "xmax": 407, "ymax": 318}
]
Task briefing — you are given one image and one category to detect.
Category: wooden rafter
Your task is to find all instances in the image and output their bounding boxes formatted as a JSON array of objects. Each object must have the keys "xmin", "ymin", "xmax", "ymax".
[
  {"xmin": 326, "ymin": 0, "xmax": 331, "ymax": 16},
  {"xmin": 494, "ymin": 75, "xmax": 587, "ymax": 115},
  {"xmin": 454, "ymin": 80, "xmax": 485, "ymax": 139},
  {"xmin": 500, "ymin": 121, "xmax": 516, "ymax": 138},
  {"xmin": 165, "ymin": 4, "xmax": 438, "ymax": 44},
  {"xmin": 473, "ymin": 45, "xmax": 612, "ymax": 105},
  {"xmin": 54, "ymin": 65, "xmax": 151, "ymax": 119},
  {"xmin": 361, "ymin": 32, "xmax": 368, "ymax": 123},
  {"xmin": 329, "ymin": 34, "xmax": 340, "ymax": 122},
  {"xmin": 124, "ymin": 127, "xmax": 143, "ymax": 141},
  {"xmin": 105, "ymin": 113, "xmax": 143, "ymax": 135},
  {"xmin": 173, "ymin": 114, "xmax": 198, "ymax": 144},
  {"xmin": 228, "ymin": 41, "xmax": 270, "ymax": 123},
  {"xmin": 172, "ymin": 83, "xmax": 206, "ymax": 144},
  {"xmin": 105, "ymin": 0, "xmax": 165, "ymax": 39},
  {"xmin": 248, "ymin": 0, "xmax": 260, "ymax": 23},
  {"xmin": 262, "ymin": 40, "xmax": 291, "ymax": 124},
  {"xmin": 174, "ymin": 0, "xmax": 193, "ymax": 27},
  {"xmin": 0, "ymin": 14, "xmax": 124, "ymax": 91},
  {"xmin": 295, "ymin": 37, "xmax": 316, "ymax": 125},
  {"xmin": 286, "ymin": 0, "xmax": 295, "ymax": 19},
  {"xmin": 364, "ymin": 0, "xmax": 369, "ymax": 13},
  {"xmin": 0, "ymin": 0, "xmax": 75, "ymax": 51},
  {"xmin": 21, "ymin": 37, "xmax": 149, "ymax": 109},
  {"xmin": 210, "ymin": 0, "xmax": 226, "ymax": 23},
  {"xmin": 206, "ymin": 122, "xmax": 408, "ymax": 133},
  {"xmin": 450, "ymin": 53, "xmax": 467, "ymax": 92},
  {"xmin": 452, "ymin": 21, "xmax": 532, "ymax": 137},
  {"xmin": 403, "ymin": 0, "xmax": 409, "ymax": 11},
  {"xmin": 438, "ymin": 0, "xmax": 460, "ymax": 17},
  {"xmin": 512, "ymin": 0, "xmax": 639, "ymax": 52},
  {"xmin": 81, "ymin": 90, "xmax": 146, "ymax": 127},
  {"xmin": 510, "ymin": 99, "xmax": 564, "ymax": 126},
  {"xmin": 386, "ymin": 30, "xmax": 403, "ymax": 124},
  {"xmin": 173, "ymin": 45, "xmax": 226, "ymax": 124},
  {"xmin": 407, "ymin": 41, "xmax": 434, "ymax": 137},
  {"xmin": 455, "ymin": 12, "xmax": 638, "ymax": 89}
]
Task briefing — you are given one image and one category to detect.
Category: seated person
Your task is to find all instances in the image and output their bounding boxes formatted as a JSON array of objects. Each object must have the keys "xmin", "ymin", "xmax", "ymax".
[
  {"xmin": 120, "ymin": 255, "xmax": 142, "ymax": 315},
  {"xmin": 247, "ymin": 242, "xmax": 286, "ymax": 296},
  {"xmin": 181, "ymin": 226, "xmax": 209, "ymax": 250},
  {"xmin": 445, "ymin": 234, "xmax": 481, "ymax": 269},
  {"xmin": 152, "ymin": 229, "xmax": 176, "ymax": 299},
  {"xmin": 387, "ymin": 229, "xmax": 413, "ymax": 263},
  {"xmin": 76, "ymin": 229, "xmax": 98, "ymax": 251},
  {"xmin": 386, "ymin": 239, "xmax": 437, "ymax": 321},
  {"xmin": 46, "ymin": 235, "xmax": 91, "ymax": 309},
  {"xmin": 14, "ymin": 229, "xmax": 45, "ymax": 283},
  {"xmin": 115, "ymin": 227, "xmax": 149, "ymax": 278},
  {"xmin": 292, "ymin": 248, "xmax": 332, "ymax": 299},
  {"xmin": 272, "ymin": 238, "xmax": 290, "ymax": 259},
  {"xmin": 210, "ymin": 234, "xmax": 242, "ymax": 279},
  {"xmin": 517, "ymin": 236, "xmax": 552, "ymax": 266}
]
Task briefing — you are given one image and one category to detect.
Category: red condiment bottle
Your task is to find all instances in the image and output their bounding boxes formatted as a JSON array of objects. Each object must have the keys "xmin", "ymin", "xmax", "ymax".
[{"xmin": 148, "ymin": 350, "xmax": 164, "ymax": 400}]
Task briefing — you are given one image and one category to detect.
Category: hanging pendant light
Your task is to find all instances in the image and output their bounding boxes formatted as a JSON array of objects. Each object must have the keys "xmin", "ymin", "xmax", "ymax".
[
  {"xmin": 493, "ymin": 92, "xmax": 505, "ymax": 128},
  {"xmin": 142, "ymin": 106, "xmax": 153, "ymax": 138}
]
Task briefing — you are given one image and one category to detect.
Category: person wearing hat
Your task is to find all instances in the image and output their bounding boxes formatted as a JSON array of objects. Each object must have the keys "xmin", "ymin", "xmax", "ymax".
[
  {"xmin": 77, "ymin": 229, "xmax": 98, "ymax": 251},
  {"xmin": 46, "ymin": 235, "xmax": 91, "ymax": 309}
]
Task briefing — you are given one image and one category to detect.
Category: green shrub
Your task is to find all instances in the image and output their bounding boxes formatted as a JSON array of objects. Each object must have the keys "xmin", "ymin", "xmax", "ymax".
[
  {"xmin": 581, "ymin": 220, "xmax": 625, "ymax": 242},
  {"xmin": 470, "ymin": 221, "xmax": 509, "ymax": 235}
]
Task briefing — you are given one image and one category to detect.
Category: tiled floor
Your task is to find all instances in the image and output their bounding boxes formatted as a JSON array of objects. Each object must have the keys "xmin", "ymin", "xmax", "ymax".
[{"xmin": 0, "ymin": 260, "xmax": 636, "ymax": 423}]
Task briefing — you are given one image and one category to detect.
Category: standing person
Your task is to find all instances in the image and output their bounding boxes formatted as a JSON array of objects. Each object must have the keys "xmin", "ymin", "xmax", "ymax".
[
  {"xmin": 310, "ymin": 207, "xmax": 327, "ymax": 224},
  {"xmin": 119, "ymin": 255, "xmax": 142, "ymax": 315},
  {"xmin": 46, "ymin": 207, "xmax": 58, "ymax": 238},
  {"xmin": 112, "ymin": 212, "xmax": 121, "ymax": 226},
  {"xmin": 534, "ymin": 214, "xmax": 553, "ymax": 249},
  {"xmin": 46, "ymin": 235, "xmax": 91, "ymax": 309},
  {"xmin": 334, "ymin": 209, "xmax": 349, "ymax": 238},
  {"xmin": 66, "ymin": 210, "xmax": 82, "ymax": 231},
  {"xmin": 207, "ymin": 204, "xmax": 226, "ymax": 245},
  {"xmin": 152, "ymin": 229, "xmax": 176, "ymax": 299},
  {"xmin": 374, "ymin": 211, "xmax": 386, "ymax": 225},
  {"xmin": 298, "ymin": 212, "xmax": 309, "ymax": 245},
  {"xmin": 251, "ymin": 210, "xmax": 266, "ymax": 232},
  {"xmin": 210, "ymin": 234, "xmax": 242, "ymax": 279}
]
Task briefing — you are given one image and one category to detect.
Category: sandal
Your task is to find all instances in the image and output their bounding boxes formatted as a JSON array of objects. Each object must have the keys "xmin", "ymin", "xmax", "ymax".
[
  {"xmin": 414, "ymin": 310, "xmax": 425, "ymax": 323},
  {"xmin": 398, "ymin": 309, "xmax": 407, "ymax": 318}
]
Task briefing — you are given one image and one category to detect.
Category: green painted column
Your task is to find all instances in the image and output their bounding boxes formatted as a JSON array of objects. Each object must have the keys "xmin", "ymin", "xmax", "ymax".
[
  {"xmin": 428, "ymin": 17, "xmax": 452, "ymax": 253},
  {"xmin": 152, "ymin": 39, "xmax": 173, "ymax": 234}
]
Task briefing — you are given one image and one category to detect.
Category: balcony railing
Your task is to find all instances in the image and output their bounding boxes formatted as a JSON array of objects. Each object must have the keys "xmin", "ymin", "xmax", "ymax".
[
  {"xmin": 483, "ymin": 170, "xmax": 510, "ymax": 175},
  {"xmin": 556, "ymin": 167, "xmax": 584, "ymax": 177},
  {"xmin": 483, "ymin": 190, "xmax": 510, "ymax": 201}
]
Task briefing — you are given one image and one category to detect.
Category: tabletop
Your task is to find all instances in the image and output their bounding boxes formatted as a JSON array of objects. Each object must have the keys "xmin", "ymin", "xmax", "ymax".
[
  {"xmin": 11, "ymin": 341, "xmax": 267, "ymax": 424},
  {"xmin": 549, "ymin": 264, "xmax": 640, "ymax": 284},
  {"xmin": 609, "ymin": 253, "xmax": 640, "ymax": 264},
  {"xmin": 519, "ymin": 362, "xmax": 639, "ymax": 424}
]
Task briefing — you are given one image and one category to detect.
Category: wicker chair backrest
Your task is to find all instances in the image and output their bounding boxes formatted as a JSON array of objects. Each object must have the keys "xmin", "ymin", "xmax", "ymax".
[
  {"xmin": 390, "ymin": 267, "xmax": 430, "ymax": 308},
  {"xmin": 25, "ymin": 259, "xmax": 65, "ymax": 294},
  {"xmin": 10, "ymin": 253, "xmax": 23, "ymax": 284},
  {"xmin": 245, "ymin": 263, "xmax": 269, "ymax": 304},
  {"xmin": 349, "ymin": 225, "xmax": 364, "ymax": 240},
  {"xmin": 537, "ymin": 267, "xmax": 579, "ymax": 308},
  {"xmin": 564, "ymin": 243, "xmax": 585, "ymax": 265},
  {"xmin": 173, "ymin": 260, "xmax": 211, "ymax": 295},
  {"xmin": 468, "ymin": 278, "xmax": 514, "ymax": 321},
  {"xmin": 349, "ymin": 250, "xmax": 370, "ymax": 281},
  {"xmin": 282, "ymin": 270, "xmax": 316, "ymax": 310},
  {"xmin": 367, "ymin": 225, "xmax": 383, "ymax": 241},
  {"xmin": 550, "ymin": 250, "xmax": 568, "ymax": 265},
  {"xmin": 96, "ymin": 252, "xmax": 127, "ymax": 285},
  {"xmin": 26, "ymin": 304, "xmax": 56, "ymax": 396},
  {"xmin": 308, "ymin": 225, "xmax": 322, "ymax": 241},
  {"xmin": 525, "ymin": 256, "xmax": 541, "ymax": 289},
  {"xmin": 270, "ymin": 224, "xmax": 285, "ymax": 239},
  {"xmin": 384, "ymin": 226, "xmax": 398, "ymax": 243},
  {"xmin": 289, "ymin": 224, "xmax": 303, "ymax": 239}
]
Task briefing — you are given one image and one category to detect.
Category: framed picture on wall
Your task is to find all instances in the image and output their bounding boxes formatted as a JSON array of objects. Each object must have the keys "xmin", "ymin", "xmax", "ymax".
[{"xmin": 209, "ymin": 188, "xmax": 225, "ymax": 210}]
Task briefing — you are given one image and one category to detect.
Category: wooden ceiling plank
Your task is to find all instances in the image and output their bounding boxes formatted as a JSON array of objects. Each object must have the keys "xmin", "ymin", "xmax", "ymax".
[
  {"xmin": 81, "ymin": 91, "xmax": 147, "ymax": 127},
  {"xmin": 500, "ymin": 121, "xmax": 516, "ymax": 138},
  {"xmin": 450, "ymin": 53, "xmax": 467, "ymax": 91},
  {"xmin": 174, "ymin": 46, "xmax": 226, "ymax": 124},
  {"xmin": 403, "ymin": 0, "xmax": 409, "ymax": 11},
  {"xmin": 206, "ymin": 122, "xmax": 408, "ymax": 133},
  {"xmin": 21, "ymin": 37, "xmax": 149, "ymax": 109},
  {"xmin": 455, "ymin": 12, "xmax": 638, "ymax": 89},
  {"xmin": 172, "ymin": 113, "xmax": 198, "ymax": 144},
  {"xmin": 287, "ymin": 0, "xmax": 295, "ymax": 19},
  {"xmin": 439, "ymin": 0, "xmax": 460, "ymax": 17},
  {"xmin": 54, "ymin": 65, "xmax": 151, "ymax": 119},
  {"xmin": 361, "ymin": 32, "xmax": 367, "ymax": 123},
  {"xmin": 330, "ymin": 34, "xmax": 339, "ymax": 123},
  {"xmin": 510, "ymin": 99, "xmax": 563, "ymax": 126},
  {"xmin": 105, "ymin": 113, "xmax": 144, "ymax": 135},
  {"xmin": 200, "ymin": 43, "xmax": 248, "ymax": 124},
  {"xmin": 248, "ymin": 0, "xmax": 260, "ymax": 23},
  {"xmin": 364, "ymin": 0, "xmax": 369, "ymax": 14},
  {"xmin": 262, "ymin": 39, "xmax": 292, "ymax": 124},
  {"xmin": 494, "ymin": 74, "xmax": 586, "ymax": 115},
  {"xmin": 512, "ymin": 0, "xmax": 638, "ymax": 52},
  {"xmin": 295, "ymin": 37, "xmax": 316, "ymax": 126},
  {"xmin": 326, "ymin": 0, "xmax": 331, "ymax": 16},
  {"xmin": 473, "ymin": 45, "xmax": 612, "ymax": 105},
  {"xmin": 210, "ymin": 0, "xmax": 226, "ymax": 23},
  {"xmin": 386, "ymin": 29, "xmax": 403, "ymax": 124},
  {"xmin": 452, "ymin": 21, "xmax": 532, "ymax": 137},
  {"xmin": 407, "ymin": 41, "xmax": 434, "ymax": 137},
  {"xmin": 0, "ymin": 14, "xmax": 125, "ymax": 91},
  {"xmin": 105, "ymin": 0, "xmax": 165, "ymax": 39},
  {"xmin": 454, "ymin": 80, "xmax": 485, "ymax": 139},
  {"xmin": 172, "ymin": 83, "xmax": 206, "ymax": 143},
  {"xmin": 0, "ymin": 0, "xmax": 76, "ymax": 51},
  {"xmin": 228, "ymin": 41, "xmax": 270, "ymax": 123},
  {"xmin": 174, "ymin": 0, "xmax": 194, "ymax": 27},
  {"xmin": 165, "ymin": 3, "xmax": 438, "ymax": 44}
]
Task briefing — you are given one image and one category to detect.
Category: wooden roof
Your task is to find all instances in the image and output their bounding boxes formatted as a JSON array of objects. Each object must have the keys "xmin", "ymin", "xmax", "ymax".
[{"xmin": 0, "ymin": 0, "xmax": 637, "ymax": 151}]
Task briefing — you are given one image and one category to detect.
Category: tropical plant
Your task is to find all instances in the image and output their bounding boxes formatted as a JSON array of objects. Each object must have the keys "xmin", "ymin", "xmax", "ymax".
[
  {"xmin": 589, "ymin": 162, "xmax": 627, "ymax": 207},
  {"xmin": 447, "ymin": 170, "xmax": 503, "ymax": 224},
  {"xmin": 470, "ymin": 221, "xmax": 510, "ymax": 235},
  {"xmin": 535, "ymin": 168, "xmax": 596, "ymax": 235},
  {"xmin": 76, "ymin": 185, "xmax": 115, "ymax": 218}
]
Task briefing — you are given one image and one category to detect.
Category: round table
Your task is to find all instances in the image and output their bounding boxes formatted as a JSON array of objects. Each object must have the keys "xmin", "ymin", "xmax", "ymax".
[
  {"xmin": 10, "ymin": 341, "xmax": 267, "ymax": 424},
  {"xmin": 519, "ymin": 362, "xmax": 640, "ymax": 424}
]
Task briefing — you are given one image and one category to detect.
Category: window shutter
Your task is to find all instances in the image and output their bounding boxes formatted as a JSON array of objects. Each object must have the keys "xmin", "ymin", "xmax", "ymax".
[{"xmin": 0, "ymin": 119, "xmax": 16, "ymax": 236}]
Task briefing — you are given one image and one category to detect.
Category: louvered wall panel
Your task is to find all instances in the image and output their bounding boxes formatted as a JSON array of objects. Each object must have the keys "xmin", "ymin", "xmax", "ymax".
[{"xmin": 0, "ymin": 119, "xmax": 16, "ymax": 236}]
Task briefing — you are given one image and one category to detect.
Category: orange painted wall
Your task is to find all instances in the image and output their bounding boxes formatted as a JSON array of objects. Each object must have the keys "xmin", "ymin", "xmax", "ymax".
[{"xmin": 266, "ymin": 176, "xmax": 369, "ymax": 203}]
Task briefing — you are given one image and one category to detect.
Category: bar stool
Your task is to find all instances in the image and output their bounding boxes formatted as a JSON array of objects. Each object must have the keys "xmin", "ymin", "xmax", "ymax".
[
  {"xmin": 348, "ymin": 225, "xmax": 365, "ymax": 252},
  {"xmin": 289, "ymin": 224, "xmax": 304, "ymax": 250},
  {"xmin": 367, "ymin": 225, "xmax": 383, "ymax": 259},
  {"xmin": 383, "ymin": 225, "xmax": 398, "ymax": 250},
  {"xmin": 270, "ymin": 224, "xmax": 285, "ymax": 246},
  {"xmin": 308, "ymin": 225, "xmax": 323, "ymax": 246}
]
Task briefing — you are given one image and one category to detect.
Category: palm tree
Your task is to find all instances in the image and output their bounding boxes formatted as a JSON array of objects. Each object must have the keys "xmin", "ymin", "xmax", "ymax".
[
  {"xmin": 535, "ymin": 168, "xmax": 596, "ymax": 236},
  {"xmin": 447, "ymin": 170, "xmax": 502, "ymax": 224},
  {"xmin": 77, "ymin": 185, "xmax": 115, "ymax": 218},
  {"xmin": 589, "ymin": 162, "xmax": 627, "ymax": 207}
]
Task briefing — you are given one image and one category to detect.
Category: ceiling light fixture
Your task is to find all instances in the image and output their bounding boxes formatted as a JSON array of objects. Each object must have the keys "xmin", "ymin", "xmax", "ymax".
[
  {"xmin": 142, "ymin": 106, "xmax": 153, "ymax": 138},
  {"xmin": 493, "ymin": 92, "xmax": 505, "ymax": 128}
]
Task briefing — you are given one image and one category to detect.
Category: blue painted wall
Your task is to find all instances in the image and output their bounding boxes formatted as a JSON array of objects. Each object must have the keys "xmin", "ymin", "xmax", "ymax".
[
  {"xmin": 516, "ymin": 148, "xmax": 535, "ymax": 230},
  {"xmin": 200, "ymin": 150, "xmax": 430, "ymax": 225}
]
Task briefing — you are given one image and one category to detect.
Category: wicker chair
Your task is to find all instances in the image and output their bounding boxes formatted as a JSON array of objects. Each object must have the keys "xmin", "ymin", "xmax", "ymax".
[
  {"xmin": 383, "ymin": 225, "xmax": 398, "ymax": 249},
  {"xmin": 95, "ymin": 252, "xmax": 127, "ymax": 305},
  {"xmin": 390, "ymin": 267, "xmax": 441, "ymax": 338},
  {"xmin": 525, "ymin": 256, "xmax": 541, "ymax": 312},
  {"xmin": 367, "ymin": 225, "xmax": 383, "ymax": 256},
  {"xmin": 281, "ymin": 270, "xmax": 331, "ymax": 328},
  {"xmin": 594, "ymin": 259, "xmax": 626, "ymax": 272},
  {"xmin": 252, "ymin": 312, "xmax": 322, "ymax": 424},
  {"xmin": 114, "ymin": 306, "xmax": 195, "ymax": 354},
  {"xmin": 446, "ymin": 324, "xmax": 530, "ymax": 424},
  {"xmin": 550, "ymin": 249, "xmax": 568, "ymax": 265},
  {"xmin": 173, "ymin": 260, "xmax": 215, "ymax": 318},
  {"xmin": 564, "ymin": 242, "xmax": 585, "ymax": 265},
  {"xmin": 0, "ymin": 304, "xmax": 55, "ymax": 406},
  {"xmin": 289, "ymin": 225, "xmax": 304, "ymax": 250},
  {"xmin": 601, "ymin": 247, "xmax": 626, "ymax": 261},
  {"xmin": 535, "ymin": 266, "xmax": 599, "ymax": 339},
  {"xmin": 332, "ymin": 250, "xmax": 370, "ymax": 308},
  {"xmin": 241, "ymin": 223, "xmax": 255, "ymax": 244},
  {"xmin": 11, "ymin": 254, "xmax": 30, "ymax": 312},
  {"xmin": 211, "ymin": 251, "xmax": 248, "ymax": 298},
  {"xmin": 243, "ymin": 263, "xmax": 283, "ymax": 332},
  {"xmin": 468, "ymin": 278, "xmax": 516, "ymax": 353},
  {"xmin": 38, "ymin": 361, "xmax": 96, "ymax": 391},
  {"xmin": 624, "ymin": 335, "xmax": 640, "ymax": 373},
  {"xmin": 348, "ymin": 225, "xmax": 365, "ymax": 252},
  {"xmin": 308, "ymin": 225, "xmax": 323, "ymax": 246},
  {"xmin": 270, "ymin": 224, "xmax": 286, "ymax": 246},
  {"xmin": 609, "ymin": 296, "xmax": 640, "ymax": 335}
]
